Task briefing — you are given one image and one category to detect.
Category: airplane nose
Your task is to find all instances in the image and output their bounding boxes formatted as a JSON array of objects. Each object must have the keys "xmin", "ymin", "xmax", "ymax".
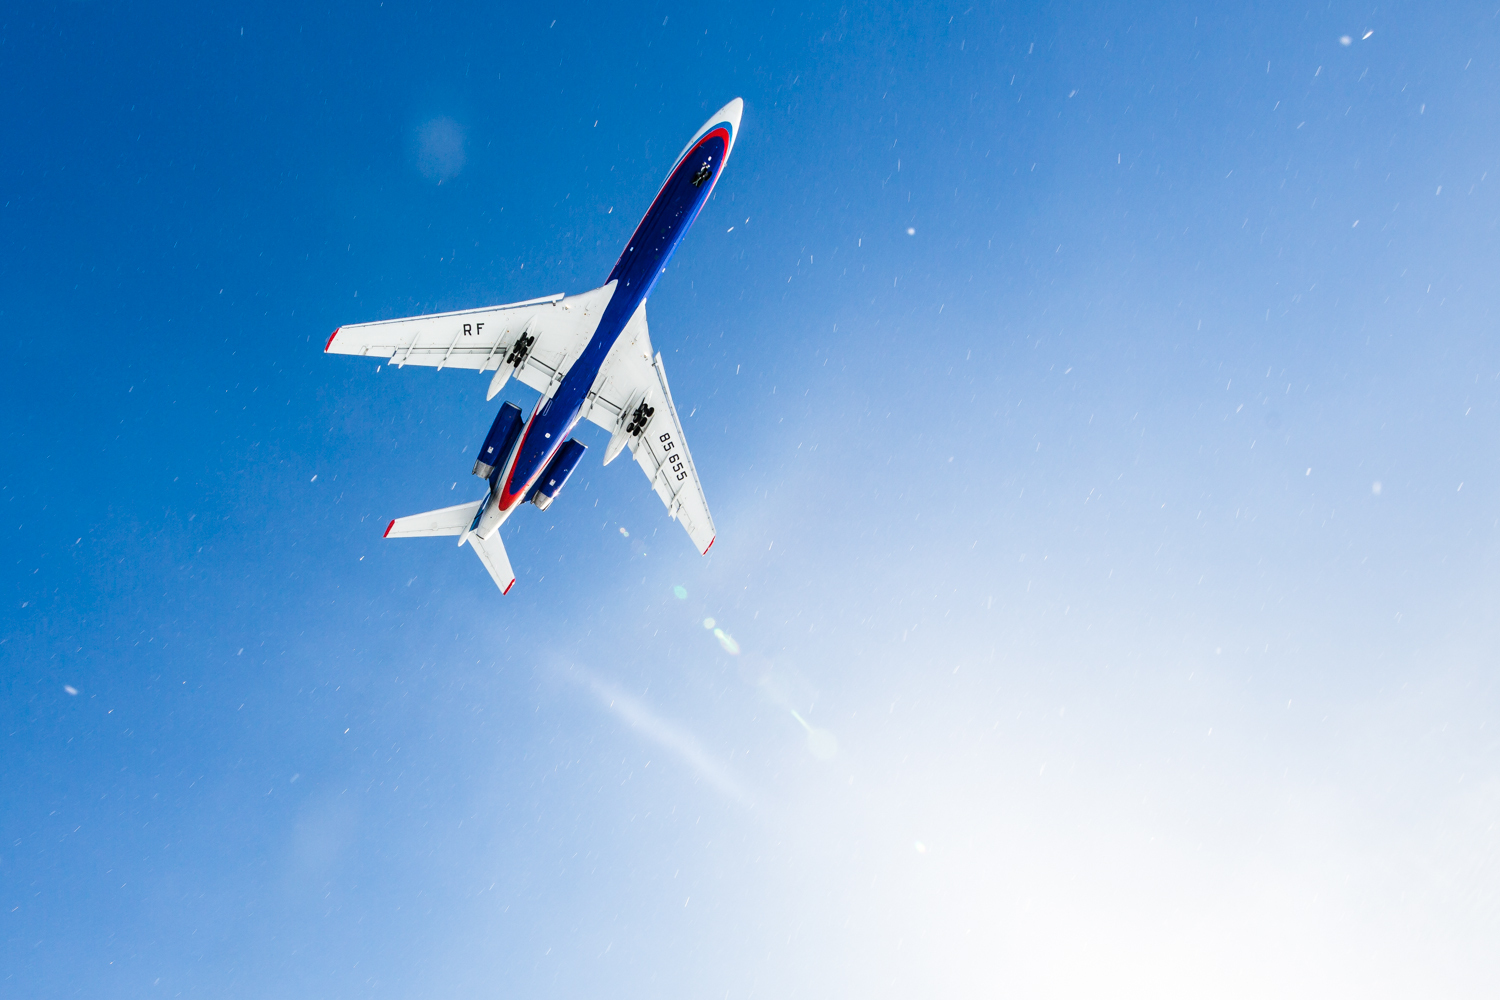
[{"xmin": 719, "ymin": 97, "xmax": 744, "ymax": 136}]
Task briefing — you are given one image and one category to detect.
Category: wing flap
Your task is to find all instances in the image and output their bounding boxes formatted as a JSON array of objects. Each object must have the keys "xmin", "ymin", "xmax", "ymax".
[{"xmin": 627, "ymin": 354, "xmax": 715, "ymax": 554}]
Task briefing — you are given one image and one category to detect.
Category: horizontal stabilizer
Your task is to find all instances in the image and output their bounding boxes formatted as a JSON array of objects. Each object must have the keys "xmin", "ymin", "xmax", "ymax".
[
  {"xmin": 469, "ymin": 530, "xmax": 516, "ymax": 594},
  {"xmin": 383, "ymin": 500, "xmax": 483, "ymax": 538}
]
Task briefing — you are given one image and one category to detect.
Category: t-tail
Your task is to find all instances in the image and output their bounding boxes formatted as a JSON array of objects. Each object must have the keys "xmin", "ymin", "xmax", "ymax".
[{"xmin": 382, "ymin": 401, "xmax": 588, "ymax": 594}]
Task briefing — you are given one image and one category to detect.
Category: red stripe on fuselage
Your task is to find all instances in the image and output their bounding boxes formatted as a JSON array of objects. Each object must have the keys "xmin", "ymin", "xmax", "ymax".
[
  {"xmin": 613, "ymin": 126, "xmax": 733, "ymax": 276},
  {"xmin": 497, "ymin": 415, "xmax": 563, "ymax": 510},
  {"xmin": 500, "ymin": 122, "xmax": 733, "ymax": 515}
]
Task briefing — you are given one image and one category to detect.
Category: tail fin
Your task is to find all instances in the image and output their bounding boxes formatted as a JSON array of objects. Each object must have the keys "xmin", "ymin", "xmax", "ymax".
[{"xmin": 468, "ymin": 530, "xmax": 516, "ymax": 594}]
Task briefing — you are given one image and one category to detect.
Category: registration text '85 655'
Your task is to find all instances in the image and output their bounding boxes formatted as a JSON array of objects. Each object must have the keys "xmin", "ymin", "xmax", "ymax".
[{"xmin": 659, "ymin": 433, "xmax": 688, "ymax": 481}]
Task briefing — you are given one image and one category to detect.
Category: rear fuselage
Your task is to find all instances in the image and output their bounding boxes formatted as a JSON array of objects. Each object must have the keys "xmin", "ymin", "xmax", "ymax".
[{"xmin": 486, "ymin": 122, "xmax": 733, "ymax": 520}]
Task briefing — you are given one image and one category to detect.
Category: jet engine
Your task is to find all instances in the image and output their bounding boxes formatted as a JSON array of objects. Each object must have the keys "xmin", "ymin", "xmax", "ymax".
[
  {"xmin": 473, "ymin": 402, "xmax": 524, "ymax": 479},
  {"xmin": 529, "ymin": 439, "xmax": 587, "ymax": 510}
]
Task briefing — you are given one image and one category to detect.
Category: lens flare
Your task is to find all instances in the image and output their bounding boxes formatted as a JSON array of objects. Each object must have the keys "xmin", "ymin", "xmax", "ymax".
[
  {"xmin": 673, "ymin": 585, "xmax": 688, "ymax": 599},
  {"xmin": 413, "ymin": 116, "xmax": 467, "ymax": 183},
  {"xmin": 712, "ymin": 628, "xmax": 740, "ymax": 655},
  {"xmin": 790, "ymin": 709, "xmax": 838, "ymax": 759}
]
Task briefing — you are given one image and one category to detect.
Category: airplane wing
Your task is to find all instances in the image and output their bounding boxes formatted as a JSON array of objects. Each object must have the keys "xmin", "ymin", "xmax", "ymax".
[
  {"xmin": 325, "ymin": 283, "xmax": 617, "ymax": 400},
  {"xmin": 582, "ymin": 303, "xmax": 716, "ymax": 555}
]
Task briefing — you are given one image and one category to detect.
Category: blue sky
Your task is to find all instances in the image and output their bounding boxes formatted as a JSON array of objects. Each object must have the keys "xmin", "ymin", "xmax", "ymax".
[{"xmin": 4, "ymin": 2, "xmax": 1498, "ymax": 996}]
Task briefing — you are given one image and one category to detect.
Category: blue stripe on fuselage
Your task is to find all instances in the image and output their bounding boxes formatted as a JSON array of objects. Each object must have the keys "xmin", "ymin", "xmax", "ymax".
[{"xmin": 499, "ymin": 128, "xmax": 731, "ymax": 507}]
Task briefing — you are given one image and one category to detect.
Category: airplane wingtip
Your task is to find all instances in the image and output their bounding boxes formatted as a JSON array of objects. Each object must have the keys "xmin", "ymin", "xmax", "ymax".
[
  {"xmin": 324, "ymin": 328, "xmax": 341, "ymax": 352},
  {"xmin": 702, "ymin": 536, "xmax": 716, "ymax": 555},
  {"xmin": 382, "ymin": 519, "xmax": 395, "ymax": 538},
  {"xmin": 502, "ymin": 578, "xmax": 515, "ymax": 595}
]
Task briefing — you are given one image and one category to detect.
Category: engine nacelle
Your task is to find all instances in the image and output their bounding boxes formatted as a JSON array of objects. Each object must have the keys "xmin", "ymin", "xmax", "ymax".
[
  {"xmin": 529, "ymin": 439, "xmax": 587, "ymax": 510},
  {"xmin": 473, "ymin": 402, "xmax": 524, "ymax": 480}
]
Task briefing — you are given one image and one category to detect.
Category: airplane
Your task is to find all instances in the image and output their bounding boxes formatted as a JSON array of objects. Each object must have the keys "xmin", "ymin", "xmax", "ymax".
[{"xmin": 324, "ymin": 99, "xmax": 742, "ymax": 594}]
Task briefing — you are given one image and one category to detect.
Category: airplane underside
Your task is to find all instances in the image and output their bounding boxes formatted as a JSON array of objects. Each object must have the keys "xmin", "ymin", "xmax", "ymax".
[{"xmin": 330, "ymin": 99, "xmax": 743, "ymax": 593}]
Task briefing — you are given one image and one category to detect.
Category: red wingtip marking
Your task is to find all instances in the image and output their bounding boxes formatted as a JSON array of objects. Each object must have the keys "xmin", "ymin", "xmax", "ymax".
[
  {"xmin": 702, "ymin": 536, "xmax": 716, "ymax": 555},
  {"xmin": 502, "ymin": 578, "xmax": 515, "ymax": 595},
  {"xmin": 324, "ymin": 328, "xmax": 340, "ymax": 352},
  {"xmin": 382, "ymin": 519, "xmax": 395, "ymax": 538}
]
